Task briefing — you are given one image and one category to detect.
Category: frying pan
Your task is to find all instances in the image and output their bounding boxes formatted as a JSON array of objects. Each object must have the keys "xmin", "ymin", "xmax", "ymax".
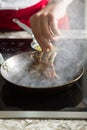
[
  {"xmin": 0, "ymin": 51, "xmax": 84, "ymax": 94},
  {"xmin": 0, "ymin": 19, "xmax": 84, "ymax": 94}
]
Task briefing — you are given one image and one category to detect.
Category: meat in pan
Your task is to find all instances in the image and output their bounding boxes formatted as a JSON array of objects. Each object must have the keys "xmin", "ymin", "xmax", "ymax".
[{"xmin": 29, "ymin": 48, "xmax": 58, "ymax": 79}]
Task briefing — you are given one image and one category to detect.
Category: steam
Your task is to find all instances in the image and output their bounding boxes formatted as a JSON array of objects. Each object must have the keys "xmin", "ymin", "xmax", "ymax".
[
  {"xmin": 55, "ymin": 40, "xmax": 83, "ymax": 68},
  {"xmin": 7, "ymin": 39, "xmax": 86, "ymax": 88},
  {"xmin": 54, "ymin": 39, "xmax": 84, "ymax": 82},
  {"xmin": 5, "ymin": 39, "xmax": 87, "ymax": 88},
  {"xmin": 26, "ymin": 39, "xmax": 86, "ymax": 88}
]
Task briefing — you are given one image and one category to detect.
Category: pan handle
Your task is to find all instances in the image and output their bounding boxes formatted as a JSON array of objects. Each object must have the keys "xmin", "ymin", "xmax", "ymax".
[
  {"xmin": 12, "ymin": 18, "xmax": 33, "ymax": 36},
  {"xmin": 0, "ymin": 53, "xmax": 5, "ymax": 66},
  {"xmin": 12, "ymin": 18, "xmax": 42, "ymax": 51}
]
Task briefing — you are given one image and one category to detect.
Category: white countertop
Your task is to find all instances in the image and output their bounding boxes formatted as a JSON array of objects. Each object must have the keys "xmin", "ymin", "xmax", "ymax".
[{"xmin": 0, "ymin": 119, "xmax": 87, "ymax": 130}]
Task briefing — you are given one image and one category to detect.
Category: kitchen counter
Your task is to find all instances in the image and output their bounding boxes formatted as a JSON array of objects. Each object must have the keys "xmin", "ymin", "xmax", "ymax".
[
  {"xmin": 0, "ymin": 30, "xmax": 87, "ymax": 39},
  {"xmin": 0, "ymin": 30, "xmax": 87, "ymax": 129},
  {"xmin": 0, "ymin": 119, "xmax": 87, "ymax": 130}
]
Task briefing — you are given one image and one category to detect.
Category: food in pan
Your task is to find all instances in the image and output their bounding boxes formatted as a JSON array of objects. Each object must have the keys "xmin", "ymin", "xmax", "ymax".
[{"xmin": 29, "ymin": 48, "xmax": 58, "ymax": 79}]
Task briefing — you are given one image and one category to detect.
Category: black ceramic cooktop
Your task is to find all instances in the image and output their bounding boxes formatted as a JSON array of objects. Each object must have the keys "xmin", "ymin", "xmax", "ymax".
[{"xmin": 0, "ymin": 39, "xmax": 84, "ymax": 111}]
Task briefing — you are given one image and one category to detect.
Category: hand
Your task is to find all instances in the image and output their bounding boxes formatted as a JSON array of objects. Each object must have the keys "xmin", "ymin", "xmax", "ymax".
[{"xmin": 30, "ymin": 2, "xmax": 67, "ymax": 50}]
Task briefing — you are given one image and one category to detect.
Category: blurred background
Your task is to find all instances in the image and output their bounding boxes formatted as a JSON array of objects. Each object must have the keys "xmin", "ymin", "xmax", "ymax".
[
  {"xmin": 68, "ymin": 0, "xmax": 87, "ymax": 106},
  {"xmin": 68, "ymin": 0, "xmax": 85, "ymax": 29}
]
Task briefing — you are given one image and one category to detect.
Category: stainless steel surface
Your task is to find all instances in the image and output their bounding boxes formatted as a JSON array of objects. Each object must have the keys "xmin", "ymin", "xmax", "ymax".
[
  {"xmin": 13, "ymin": 18, "xmax": 38, "ymax": 45},
  {"xmin": 0, "ymin": 53, "xmax": 4, "ymax": 65},
  {"xmin": 0, "ymin": 30, "xmax": 87, "ymax": 39},
  {"xmin": 0, "ymin": 111, "xmax": 87, "ymax": 119},
  {"xmin": 13, "ymin": 18, "xmax": 33, "ymax": 36}
]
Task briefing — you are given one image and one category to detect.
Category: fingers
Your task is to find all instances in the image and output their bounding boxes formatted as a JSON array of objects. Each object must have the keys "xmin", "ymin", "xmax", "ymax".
[
  {"xmin": 48, "ymin": 16, "xmax": 61, "ymax": 37},
  {"xmin": 47, "ymin": 11, "xmax": 61, "ymax": 36},
  {"xmin": 30, "ymin": 12, "xmax": 60, "ymax": 50},
  {"xmin": 40, "ymin": 14, "xmax": 55, "ymax": 41},
  {"xmin": 30, "ymin": 15, "xmax": 52, "ymax": 50},
  {"xmin": 41, "ymin": 50, "xmax": 52, "ymax": 63},
  {"xmin": 48, "ymin": 51, "xmax": 57, "ymax": 65}
]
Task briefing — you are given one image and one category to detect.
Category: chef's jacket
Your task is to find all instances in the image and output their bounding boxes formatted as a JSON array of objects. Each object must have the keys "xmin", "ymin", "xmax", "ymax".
[{"xmin": 0, "ymin": 0, "xmax": 69, "ymax": 30}]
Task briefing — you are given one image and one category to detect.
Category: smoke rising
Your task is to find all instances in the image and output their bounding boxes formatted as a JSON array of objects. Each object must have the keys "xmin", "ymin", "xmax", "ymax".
[
  {"xmin": 27, "ymin": 39, "xmax": 86, "ymax": 88},
  {"xmin": 54, "ymin": 39, "xmax": 85, "ymax": 82},
  {"xmin": 7, "ymin": 39, "xmax": 86, "ymax": 88}
]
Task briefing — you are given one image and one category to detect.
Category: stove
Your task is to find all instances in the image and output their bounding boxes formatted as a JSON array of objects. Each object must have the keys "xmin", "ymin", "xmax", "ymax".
[
  {"xmin": 0, "ymin": 76, "xmax": 83, "ymax": 110},
  {"xmin": 0, "ymin": 38, "xmax": 87, "ymax": 119}
]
